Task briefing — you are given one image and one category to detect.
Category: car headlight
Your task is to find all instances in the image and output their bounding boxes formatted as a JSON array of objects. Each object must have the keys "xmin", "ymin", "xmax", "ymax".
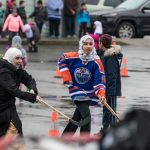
[{"xmin": 103, "ymin": 13, "xmax": 118, "ymax": 17}]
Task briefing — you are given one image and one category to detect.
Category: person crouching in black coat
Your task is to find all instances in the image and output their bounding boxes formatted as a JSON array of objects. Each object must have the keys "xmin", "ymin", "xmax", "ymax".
[
  {"xmin": 98, "ymin": 34, "xmax": 123, "ymax": 133},
  {"xmin": 0, "ymin": 47, "xmax": 42, "ymax": 139}
]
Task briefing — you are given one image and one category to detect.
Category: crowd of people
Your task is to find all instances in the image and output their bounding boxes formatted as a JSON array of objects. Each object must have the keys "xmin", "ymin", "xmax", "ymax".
[{"xmin": 0, "ymin": 0, "xmax": 103, "ymax": 39}]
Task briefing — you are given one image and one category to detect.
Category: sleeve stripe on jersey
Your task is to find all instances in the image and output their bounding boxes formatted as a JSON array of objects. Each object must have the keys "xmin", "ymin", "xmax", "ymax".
[
  {"xmin": 94, "ymin": 84, "xmax": 105, "ymax": 89},
  {"xmin": 59, "ymin": 68, "xmax": 69, "ymax": 72},
  {"xmin": 59, "ymin": 64, "xmax": 68, "ymax": 67},
  {"xmin": 95, "ymin": 59, "xmax": 104, "ymax": 74}
]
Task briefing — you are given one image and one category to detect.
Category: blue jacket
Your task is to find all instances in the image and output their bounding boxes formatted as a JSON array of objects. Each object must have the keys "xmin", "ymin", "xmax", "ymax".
[{"xmin": 77, "ymin": 10, "xmax": 90, "ymax": 25}]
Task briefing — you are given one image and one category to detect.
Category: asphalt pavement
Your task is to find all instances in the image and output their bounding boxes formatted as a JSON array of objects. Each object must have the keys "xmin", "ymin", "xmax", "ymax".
[{"xmin": 0, "ymin": 37, "xmax": 150, "ymax": 149}]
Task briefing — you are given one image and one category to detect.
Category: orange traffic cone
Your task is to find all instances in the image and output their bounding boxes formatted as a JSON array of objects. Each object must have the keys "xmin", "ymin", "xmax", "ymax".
[
  {"xmin": 54, "ymin": 66, "xmax": 62, "ymax": 78},
  {"xmin": 120, "ymin": 56, "xmax": 129, "ymax": 77},
  {"xmin": 48, "ymin": 111, "xmax": 60, "ymax": 137}
]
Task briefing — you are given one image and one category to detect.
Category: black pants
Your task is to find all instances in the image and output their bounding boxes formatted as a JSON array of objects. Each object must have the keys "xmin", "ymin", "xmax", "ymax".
[
  {"xmin": 62, "ymin": 100, "xmax": 91, "ymax": 135},
  {"xmin": 79, "ymin": 22, "xmax": 87, "ymax": 38},
  {"xmin": 102, "ymin": 95, "xmax": 117, "ymax": 129},
  {"xmin": 9, "ymin": 31, "xmax": 18, "ymax": 46},
  {"xmin": 65, "ymin": 15, "xmax": 76, "ymax": 36},
  {"xmin": 49, "ymin": 18, "xmax": 60, "ymax": 37},
  {"xmin": 0, "ymin": 105, "xmax": 23, "ymax": 137},
  {"xmin": 36, "ymin": 22, "xmax": 44, "ymax": 35},
  {"xmin": 0, "ymin": 26, "xmax": 2, "ymax": 36},
  {"xmin": 27, "ymin": 38, "xmax": 38, "ymax": 52}
]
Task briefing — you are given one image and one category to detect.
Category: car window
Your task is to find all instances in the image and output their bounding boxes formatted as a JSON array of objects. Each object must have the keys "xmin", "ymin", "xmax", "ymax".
[
  {"xmin": 117, "ymin": 0, "xmax": 147, "ymax": 9},
  {"xmin": 104, "ymin": 0, "xmax": 124, "ymax": 7},
  {"xmin": 85, "ymin": 0, "xmax": 100, "ymax": 5},
  {"xmin": 143, "ymin": 2, "xmax": 150, "ymax": 9}
]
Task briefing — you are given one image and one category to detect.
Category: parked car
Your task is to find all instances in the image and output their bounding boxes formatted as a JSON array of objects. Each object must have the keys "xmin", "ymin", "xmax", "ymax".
[
  {"xmin": 86, "ymin": 0, "xmax": 125, "ymax": 12},
  {"xmin": 89, "ymin": 0, "xmax": 150, "ymax": 38}
]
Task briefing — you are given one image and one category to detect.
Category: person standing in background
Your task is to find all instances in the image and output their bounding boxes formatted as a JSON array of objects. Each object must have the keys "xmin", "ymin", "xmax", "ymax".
[
  {"xmin": 77, "ymin": 2, "xmax": 90, "ymax": 38},
  {"xmin": 89, "ymin": 21, "xmax": 103, "ymax": 53},
  {"xmin": 2, "ymin": 8, "xmax": 24, "ymax": 47},
  {"xmin": 18, "ymin": 0, "xmax": 27, "ymax": 25},
  {"xmin": 29, "ymin": 0, "xmax": 47, "ymax": 35},
  {"xmin": 47, "ymin": 0, "xmax": 63, "ymax": 38},
  {"xmin": 64, "ymin": 0, "xmax": 79, "ymax": 38},
  {"xmin": 5, "ymin": 0, "xmax": 17, "ymax": 17},
  {"xmin": 12, "ymin": 35, "xmax": 28, "ymax": 68},
  {"xmin": 0, "ymin": 2, "xmax": 5, "ymax": 38}
]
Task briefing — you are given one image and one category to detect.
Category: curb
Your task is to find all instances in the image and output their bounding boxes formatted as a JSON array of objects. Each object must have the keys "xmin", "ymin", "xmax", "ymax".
[{"xmin": 0, "ymin": 38, "xmax": 129, "ymax": 46}]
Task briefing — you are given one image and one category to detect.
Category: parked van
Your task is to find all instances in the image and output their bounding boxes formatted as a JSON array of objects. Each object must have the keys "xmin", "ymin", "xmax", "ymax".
[{"xmin": 86, "ymin": 0, "xmax": 125, "ymax": 12}]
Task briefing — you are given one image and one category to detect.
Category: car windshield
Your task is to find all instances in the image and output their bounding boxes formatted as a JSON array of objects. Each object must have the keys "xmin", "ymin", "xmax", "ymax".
[
  {"xmin": 116, "ymin": 0, "xmax": 147, "ymax": 9},
  {"xmin": 86, "ymin": 0, "xmax": 99, "ymax": 5}
]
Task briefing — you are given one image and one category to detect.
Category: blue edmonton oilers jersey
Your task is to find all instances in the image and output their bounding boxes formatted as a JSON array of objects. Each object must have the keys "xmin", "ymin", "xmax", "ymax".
[{"xmin": 58, "ymin": 52, "xmax": 105, "ymax": 104}]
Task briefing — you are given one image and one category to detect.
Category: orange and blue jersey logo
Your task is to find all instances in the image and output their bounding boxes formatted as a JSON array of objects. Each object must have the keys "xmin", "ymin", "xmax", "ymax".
[{"xmin": 74, "ymin": 67, "xmax": 92, "ymax": 84}]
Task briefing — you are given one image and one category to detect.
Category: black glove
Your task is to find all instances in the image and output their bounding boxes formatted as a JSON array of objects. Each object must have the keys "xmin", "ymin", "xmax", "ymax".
[{"xmin": 55, "ymin": 8, "xmax": 59, "ymax": 12}]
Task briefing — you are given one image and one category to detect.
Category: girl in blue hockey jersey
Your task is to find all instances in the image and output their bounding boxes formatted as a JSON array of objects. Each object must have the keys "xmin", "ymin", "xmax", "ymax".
[{"xmin": 58, "ymin": 35, "xmax": 106, "ymax": 135}]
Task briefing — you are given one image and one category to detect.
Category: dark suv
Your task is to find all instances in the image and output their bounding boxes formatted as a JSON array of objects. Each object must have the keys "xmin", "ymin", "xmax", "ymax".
[{"xmin": 90, "ymin": 0, "xmax": 150, "ymax": 38}]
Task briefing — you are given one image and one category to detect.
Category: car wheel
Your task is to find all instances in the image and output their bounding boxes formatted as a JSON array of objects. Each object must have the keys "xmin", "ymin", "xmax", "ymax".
[{"xmin": 117, "ymin": 22, "xmax": 136, "ymax": 38}]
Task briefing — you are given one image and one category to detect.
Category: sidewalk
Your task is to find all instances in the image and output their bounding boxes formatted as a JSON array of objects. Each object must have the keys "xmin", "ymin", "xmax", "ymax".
[
  {"xmin": 0, "ymin": 37, "xmax": 79, "ymax": 45},
  {"xmin": 0, "ymin": 37, "xmax": 128, "ymax": 46},
  {"xmin": 0, "ymin": 36, "xmax": 149, "ymax": 46}
]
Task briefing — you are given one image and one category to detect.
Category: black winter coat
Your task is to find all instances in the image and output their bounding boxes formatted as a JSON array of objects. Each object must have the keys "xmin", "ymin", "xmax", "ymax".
[
  {"xmin": 29, "ymin": 6, "xmax": 47, "ymax": 24},
  {"xmin": 0, "ymin": 59, "xmax": 37, "ymax": 112},
  {"xmin": 98, "ymin": 46, "xmax": 122, "ymax": 96}
]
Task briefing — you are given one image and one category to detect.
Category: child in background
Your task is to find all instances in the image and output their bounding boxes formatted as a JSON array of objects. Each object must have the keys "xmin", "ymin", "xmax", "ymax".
[
  {"xmin": 18, "ymin": 0, "xmax": 27, "ymax": 25},
  {"xmin": 77, "ymin": 2, "xmax": 90, "ymax": 38},
  {"xmin": 12, "ymin": 35, "xmax": 28, "ymax": 69},
  {"xmin": 2, "ymin": 8, "xmax": 24, "ymax": 47},
  {"xmin": 5, "ymin": 0, "xmax": 17, "ymax": 17},
  {"xmin": 0, "ymin": 2, "xmax": 5, "ymax": 38},
  {"xmin": 23, "ymin": 23, "xmax": 40, "ymax": 52},
  {"xmin": 89, "ymin": 21, "xmax": 103, "ymax": 52}
]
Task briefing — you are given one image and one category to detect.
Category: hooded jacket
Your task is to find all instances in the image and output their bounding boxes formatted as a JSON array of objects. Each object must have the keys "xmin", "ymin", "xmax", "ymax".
[
  {"xmin": 12, "ymin": 36, "xmax": 28, "ymax": 68},
  {"xmin": 47, "ymin": 0, "xmax": 64, "ymax": 19},
  {"xmin": 99, "ymin": 45, "xmax": 122, "ymax": 96},
  {"xmin": 0, "ymin": 59, "xmax": 37, "ymax": 112}
]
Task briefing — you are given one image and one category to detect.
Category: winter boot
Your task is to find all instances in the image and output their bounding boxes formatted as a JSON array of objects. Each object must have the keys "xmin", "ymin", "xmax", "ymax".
[
  {"xmin": 28, "ymin": 46, "xmax": 32, "ymax": 52},
  {"xmin": 33, "ymin": 45, "xmax": 38, "ymax": 52}
]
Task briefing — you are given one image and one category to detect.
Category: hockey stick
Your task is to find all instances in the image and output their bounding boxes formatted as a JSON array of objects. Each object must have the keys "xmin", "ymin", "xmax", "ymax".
[
  {"xmin": 37, "ymin": 98, "xmax": 90, "ymax": 127},
  {"xmin": 103, "ymin": 98, "xmax": 121, "ymax": 121}
]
